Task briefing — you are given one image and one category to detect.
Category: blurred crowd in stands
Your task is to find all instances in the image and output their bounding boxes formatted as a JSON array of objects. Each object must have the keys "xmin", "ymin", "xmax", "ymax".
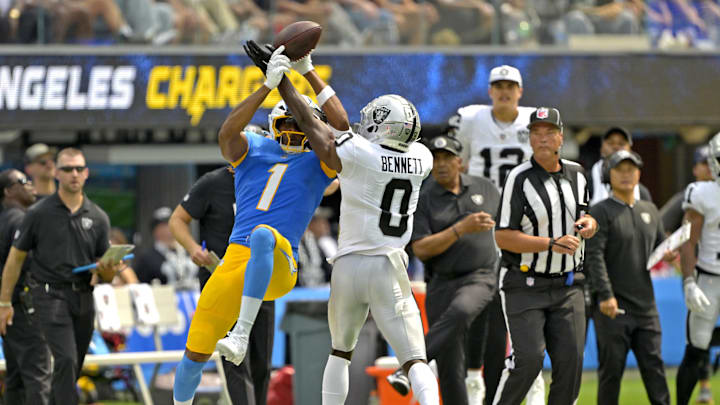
[{"xmin": 0, "ymin": 0, "xmax": 719, "ymax": 48}]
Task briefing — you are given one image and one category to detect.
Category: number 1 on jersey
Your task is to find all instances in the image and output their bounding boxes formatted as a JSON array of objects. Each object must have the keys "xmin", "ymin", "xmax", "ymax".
[{"xmin": 257, "ymin": 163, "xmax": 288, "ymax": 211}]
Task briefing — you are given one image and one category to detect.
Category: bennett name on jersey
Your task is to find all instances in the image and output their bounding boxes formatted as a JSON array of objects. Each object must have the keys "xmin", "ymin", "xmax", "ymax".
[{"xmin": 381, "ymin": 155, "xmax": 426, "ymax": 175}]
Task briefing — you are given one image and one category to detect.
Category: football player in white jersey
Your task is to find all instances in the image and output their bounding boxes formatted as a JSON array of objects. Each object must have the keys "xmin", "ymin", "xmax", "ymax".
[
  {"xmin": 448, "ymin": 65, "xmax": 535, "ymax": 190},
  {"xmin": 676, "ymin": 132, "xmax": 720, "ymax": 405},
  {"xmin": 448, "ymin": 64, "xmax": 545, "ymax": 404},
  {"xmin": 243, "ymin": 43, "xmax": 440, "ymax": 405}
]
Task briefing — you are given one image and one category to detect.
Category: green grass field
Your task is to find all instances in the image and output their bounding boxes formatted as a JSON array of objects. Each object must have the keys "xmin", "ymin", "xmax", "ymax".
[{"xmin": 574, "ymin": 368, "xmax": 718, "ymax": 405}]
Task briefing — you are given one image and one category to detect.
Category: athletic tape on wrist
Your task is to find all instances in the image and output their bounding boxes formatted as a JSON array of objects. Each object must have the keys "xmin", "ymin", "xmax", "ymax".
[{"xmin": 317, "ymin": 86, "xmax": 336, "ymax": 107}]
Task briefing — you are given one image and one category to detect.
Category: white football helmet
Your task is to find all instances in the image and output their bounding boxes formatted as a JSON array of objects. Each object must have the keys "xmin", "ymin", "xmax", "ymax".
[
  {"xmin": 267, "ymin": 96, "xmax": 326, "ymax": 153},
  {"xmin": 709, "ymin": 132, "xmax": 720, "ymax": 183},
  {"xmin": 356, "ymin": 94, "xmax": 421, "ymax": 153}
]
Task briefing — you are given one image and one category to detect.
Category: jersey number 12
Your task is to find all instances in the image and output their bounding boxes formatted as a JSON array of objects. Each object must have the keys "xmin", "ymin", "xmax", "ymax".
[{"xmin": 379, "ymin": 179, "xmax": 412, "ymax": 237}]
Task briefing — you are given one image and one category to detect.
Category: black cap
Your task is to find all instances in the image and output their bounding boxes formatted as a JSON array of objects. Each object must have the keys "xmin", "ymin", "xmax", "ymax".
[
  {"xmin": 603, "ymin": 127, "xmax": 633, "ymax": 146},
  {"xmin": 150, "ymin": 206, "xmax": 172, "ymax": 231},
  {"xmin": 607, "ymin": 150, "xmax": 643, "ymax": 170},
  {"xmin": 527, "ymin": 107, "xmax": 563, "ymax": 130},
  {"xmin": 427, "ymin": 135, "xmax": 461, "ymax": 156}
]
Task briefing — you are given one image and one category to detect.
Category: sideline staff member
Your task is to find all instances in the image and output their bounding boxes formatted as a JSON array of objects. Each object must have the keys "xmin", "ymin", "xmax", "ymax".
[
  {"xmin": 169, "ymin": 164, "xmax": 275, "ymax": 405},
  {"xmin": 493, "ymin": 108, "xmax": 598, "ymax": 405},
  {"xmin": 0, "ymin": 169, "xmax": 51, "ymax": 405},
  {"xmin": 585, "ymin": 150, "xmax": 671, "ymax": 405},
  {"xmin": 0, "ymin": 148, "xmax": 117, "ymax": 405}
]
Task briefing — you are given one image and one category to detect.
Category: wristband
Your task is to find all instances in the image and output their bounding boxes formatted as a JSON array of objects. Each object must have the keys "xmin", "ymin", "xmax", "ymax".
[
  {"xmin": 316, "ymin": 86, "xmax": 336, "ymax": 107},
  {"xmin": 548, "ymin": 238, "xmax": 555, "ymax": 251},
  {"xmin": 0, "ymin": 301, "xmax": 11, "ymax": 308}
]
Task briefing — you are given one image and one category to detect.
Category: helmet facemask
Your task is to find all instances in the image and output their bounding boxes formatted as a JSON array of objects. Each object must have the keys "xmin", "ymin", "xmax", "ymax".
[{"xmin": 267, "ymin": 97, "xmax": 326, "ymax": 154}]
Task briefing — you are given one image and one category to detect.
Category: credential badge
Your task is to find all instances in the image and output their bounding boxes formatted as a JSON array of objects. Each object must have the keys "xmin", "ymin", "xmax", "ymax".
[
  {"xmin": 471, "ymin": 194, "xmax": 484, "ymax": 206},
  {"xmin": 81, "ymin": 217, "xmax": 93, "ymax": 230}
]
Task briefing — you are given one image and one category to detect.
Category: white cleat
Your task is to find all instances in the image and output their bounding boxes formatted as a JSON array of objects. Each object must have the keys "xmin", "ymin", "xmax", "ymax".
[{"xmin": 216, "ymin": 332, "xmax": 249, "ymax": 366}]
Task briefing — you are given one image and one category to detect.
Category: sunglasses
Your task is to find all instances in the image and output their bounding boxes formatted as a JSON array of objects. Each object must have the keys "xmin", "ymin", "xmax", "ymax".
[
  {"xmin": 58, "ymin": 166, "xmax": 86, "ymax": 173},
  {"xmin": 16, "ymin": 177, "xmax": 30, "ymax": 186}
]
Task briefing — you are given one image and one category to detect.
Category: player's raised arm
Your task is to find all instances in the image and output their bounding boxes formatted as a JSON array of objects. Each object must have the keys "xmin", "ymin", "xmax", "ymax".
[
  {"xmin": 219, "ymin": 44, "xmax": 291, "ymax": 163},
  {"xmin": 291, "ymin": 54, "xmax": 350, "ymax": 132}
]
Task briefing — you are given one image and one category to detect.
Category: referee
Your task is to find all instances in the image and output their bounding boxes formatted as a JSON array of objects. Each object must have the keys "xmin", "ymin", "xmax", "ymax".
[
  {"xmin": 492, "ymin": 108, "xmax": 598, "ymax": 405},
  {"xmin": 169, "ymin": 164, "xmax": 275, "ymax": 405},
  {"xmin": 0, "ymin": 148, "xmax": 117, "ymax": 405}
]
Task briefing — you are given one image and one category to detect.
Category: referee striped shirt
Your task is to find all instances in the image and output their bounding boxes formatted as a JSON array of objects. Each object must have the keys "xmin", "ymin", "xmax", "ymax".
[{"xmin": 496, "ymin": 157, "xmax": 590, "ymax": 275}]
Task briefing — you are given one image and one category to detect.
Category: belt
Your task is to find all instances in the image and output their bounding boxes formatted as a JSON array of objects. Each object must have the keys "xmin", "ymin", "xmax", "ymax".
[{"xmin": 43, "ymin": 281, "xmax": 92, "ymax": 292}]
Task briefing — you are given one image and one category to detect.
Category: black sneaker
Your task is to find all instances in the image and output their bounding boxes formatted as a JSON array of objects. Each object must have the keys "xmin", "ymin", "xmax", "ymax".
[{"xmin": 386, "ymin": 368, "xmax": 410, "ymax": 396}]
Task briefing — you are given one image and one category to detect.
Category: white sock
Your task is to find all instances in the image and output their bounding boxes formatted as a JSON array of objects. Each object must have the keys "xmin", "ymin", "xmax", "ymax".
[
  {"xmin": 322, "ymin": 355, "xmax": 350, "ymax": 405},
  {"xmin": 231, "ymin": 296, "xmax": 262, "ymax": 335},
  {"xmin": 408, "ymin": 362, "xmax": 440, "ymax": 405},
  {"xmin": 428, "ymin": 359, "xmax": 438, "ymax": 377},
  {"xmin": 467, "ymin": 368, "xmax": 482, "ymax": 380},
  {"xmin": 174, "ymin": 399, "xmax": 193, "ymax": 405}
]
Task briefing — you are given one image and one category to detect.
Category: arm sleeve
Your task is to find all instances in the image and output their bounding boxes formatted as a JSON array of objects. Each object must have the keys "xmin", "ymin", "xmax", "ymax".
[
  {"xmin": 12, "ymin": 209, "xmax": 37, "ymax": 252},
  {"xmin": 95, "ymin": 212, "xmax": 111, "ymax": 258},
  {"xmin": 585, "ymin": 205, "xmax": 614, "ymax": 301},
  {"xmin": 181, "ymin": 174, "xmax": 212, "ymax": 219},
  {"xmin": 496, "ymin": 170, "xmax": 525, "ymax": 230}
]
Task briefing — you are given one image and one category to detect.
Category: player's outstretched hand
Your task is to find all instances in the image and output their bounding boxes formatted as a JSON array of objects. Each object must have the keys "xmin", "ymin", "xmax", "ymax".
[
  {"xmin": 291, "ymin": 53, "xmax": 314, "ymax": 75},
  {"xmin": 243, "ymin": 40, "xmax": 275, "ymax": 74},
  {"xmin": 684, "ymin": 277, "xmax": 711, "ymax": 313},
  {"xmin": 263, "ymin": 46, "xmax": 290, "ymax": 90}
]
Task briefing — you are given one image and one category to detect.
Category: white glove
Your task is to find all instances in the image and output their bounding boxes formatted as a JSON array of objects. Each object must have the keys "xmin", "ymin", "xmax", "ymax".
[
  {"xmin": 291, "ymin": 53, "xmax": 314, "ymax": 75},
  {"xmin": 264, "ymin": 46, "xmax": 291, "ymax": 90},
  {"xmin": 684, "ymin": 277, "xmax": 711, "ymax": 313}
]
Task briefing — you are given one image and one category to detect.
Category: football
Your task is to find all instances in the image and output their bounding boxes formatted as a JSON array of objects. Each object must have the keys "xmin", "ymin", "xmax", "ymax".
[{"xmin": 272, "ymin": 21, "xmax": 323, "ymax": 61}]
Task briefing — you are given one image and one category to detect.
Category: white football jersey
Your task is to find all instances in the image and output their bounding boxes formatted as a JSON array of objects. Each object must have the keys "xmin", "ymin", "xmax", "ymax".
[
  {"xmin": 449, "ymin": 105, "xmax": 535, "ymax": 189},
  {"xmin": 683, "ymin": 181, "xmax": 720, "ymax": 273},
  {"xmin": 332, "ymin": 131, "xmax": 433, "ymax": 259}
]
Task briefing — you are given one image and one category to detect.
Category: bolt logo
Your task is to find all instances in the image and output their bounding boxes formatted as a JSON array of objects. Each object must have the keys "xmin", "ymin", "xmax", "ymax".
[{"xmin": 146, "ymin": 65, "xmax": 333, "ymax": 125}]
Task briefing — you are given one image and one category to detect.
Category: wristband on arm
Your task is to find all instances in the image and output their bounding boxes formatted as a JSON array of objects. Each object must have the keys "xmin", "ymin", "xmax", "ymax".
[{"xmin": 316, "ymin": 86, "xmax": 336, "ymax": 107}]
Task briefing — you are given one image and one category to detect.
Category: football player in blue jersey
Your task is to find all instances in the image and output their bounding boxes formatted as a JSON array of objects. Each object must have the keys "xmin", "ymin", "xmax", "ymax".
[{"xmin": 172, "ymin": 48, "xmax": 349, "ymax": 405}]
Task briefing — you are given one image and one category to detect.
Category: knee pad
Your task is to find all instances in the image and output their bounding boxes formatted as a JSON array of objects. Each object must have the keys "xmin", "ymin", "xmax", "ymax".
[{"xmin": 250, "ymin": 226, "xmax": 275, "ymax": 253}]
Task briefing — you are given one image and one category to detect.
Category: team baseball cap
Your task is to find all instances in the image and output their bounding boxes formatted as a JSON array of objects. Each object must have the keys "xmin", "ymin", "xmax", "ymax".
[
  {"xmin": 607, "ymin": 150, "xmax": 643, "ymax": 170},
  {"xmin": 527, "ymin": 107, "xmax": 563, "ymax": 130},
  {"xmin": 489, "ymin": 65, "xmax": 522, "ymax": 87},
  {"xmin": 694, "ymin": 145, "xmax": 710, "ymax": 165},
  {"xmin": 150, "ymin": 206, "xmax": 172, "ymax": 230},
  {"xmin": 24, "ymin": 143, "xmax": 57, "ymax": 163},
  {"xmin": 427, "ymin": 135, "xmax": 462, "ymax": 156},
  {"xmin": 603, "ymin": 127, "xmax": 633, "ymax": 146}
]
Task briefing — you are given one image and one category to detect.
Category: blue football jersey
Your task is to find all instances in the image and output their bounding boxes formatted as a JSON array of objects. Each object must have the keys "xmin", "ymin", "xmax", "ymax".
[{"xmin": 229, "ymin": 132, "xmax": 335, "ymax": 254}]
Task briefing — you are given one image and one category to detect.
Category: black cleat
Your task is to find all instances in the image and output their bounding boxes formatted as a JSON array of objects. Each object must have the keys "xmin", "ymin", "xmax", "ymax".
[{"xmin": 386, "ymin": 368, "xmax": 410, "ymax": 396}]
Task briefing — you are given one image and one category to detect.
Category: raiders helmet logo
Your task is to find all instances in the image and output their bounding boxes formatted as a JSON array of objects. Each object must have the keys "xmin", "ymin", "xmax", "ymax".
[
  {"xmin": 641, "ymin": 212, "xmax": 652, "ymax": 224},
  {"xmin": 471, "ymin": 194, "xmax": 484, "ymax": 206},
  {"xmin": 434, "ymin": 138, "xmax": 447, "ymax": 148},
  {"xmin": 81, "ymin": 217, "xmax": 93, "ymax": 230},
  {"xmin": 373, "ymin": 106, "xmax": 391, "ymax": 124},
  {"xmin": 537, "ymin": 108, "xmax": 549, "ymax": 119}
]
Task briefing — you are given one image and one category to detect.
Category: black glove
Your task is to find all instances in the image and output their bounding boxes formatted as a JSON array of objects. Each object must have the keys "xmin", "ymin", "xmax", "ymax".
[{"xmin": 243, "ymin": 40, "xmax": 276, "ymax": 75}]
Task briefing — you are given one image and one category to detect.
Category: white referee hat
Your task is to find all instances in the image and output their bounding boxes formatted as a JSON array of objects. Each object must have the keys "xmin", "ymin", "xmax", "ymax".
[{"xmin": 489, "ymin": 65, "xmax": 522, "ymax": 87}]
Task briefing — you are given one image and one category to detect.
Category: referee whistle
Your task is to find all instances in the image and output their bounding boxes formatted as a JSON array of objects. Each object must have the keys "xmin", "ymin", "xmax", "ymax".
[{"xmin": 72, "ymin": 254, "xmax": 135, "ymax": 273}]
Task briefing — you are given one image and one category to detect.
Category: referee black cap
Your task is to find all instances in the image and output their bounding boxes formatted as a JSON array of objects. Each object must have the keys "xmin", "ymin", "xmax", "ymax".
[
  {"xmin": 603, "ymin": 126, "xmax": 633, "ymax": 146},
  {"xmin": 607, "ymin": 150, "xmax": 643, "ymax": 170},
  {"xmin": 527, "ymin": 107, "xmax": 562, "ymax": 131}
]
